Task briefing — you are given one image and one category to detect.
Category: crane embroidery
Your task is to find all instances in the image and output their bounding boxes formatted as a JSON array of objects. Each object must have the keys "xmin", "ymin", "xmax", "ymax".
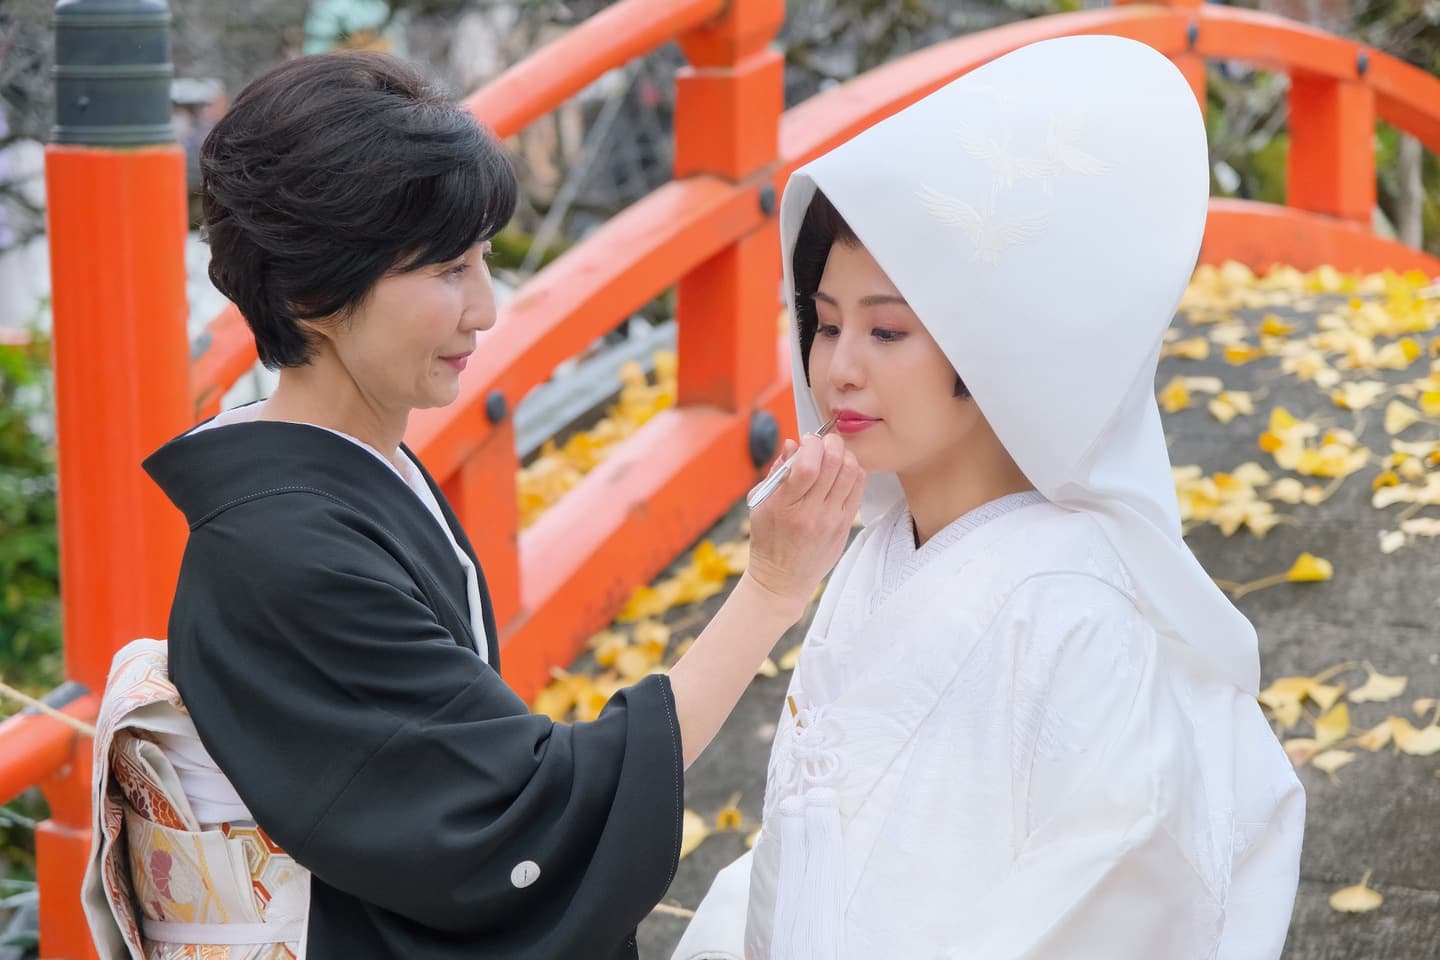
[
  {"xmin": 916, "ymin": 187, "xmax": 1048, "ymax": 266},
  {"xmin": 920, "ymin": 110, "xmax": 1112, "ymax": 263}
]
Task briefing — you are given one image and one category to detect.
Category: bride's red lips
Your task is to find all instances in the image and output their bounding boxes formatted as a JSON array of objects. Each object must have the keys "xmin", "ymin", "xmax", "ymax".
[{"xmin": 834, "ymin": 409, "xmax": 880, "ymax": 434}]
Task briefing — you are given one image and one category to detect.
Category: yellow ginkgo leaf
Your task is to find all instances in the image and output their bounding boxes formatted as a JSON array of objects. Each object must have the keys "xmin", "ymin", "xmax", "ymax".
[
  {"xmin": 1398, "ymin": 456, "xmax": 1426, "ymax": 481},
  {"xmin": 1224, "ymin": 343, "xmax": 1265, "ymax": 365},
  {"xmin": 1330, "ymin": 871, "xmax": 1383, "ymax": 913},
  {"xmin": 592, "ymin": 632, "xmax": 629, "ymax": 668},
  {"xmin": 1260, "ymin": 314, "xmax": 1295, "ymax": 337},
  {"xmin": 1390, "ymin": 716, "xmax": 1440, "ymax": 756},
  {"xmin": 1267, "ymin": 478, "xmax": 1305, "ymax": 504},
  {"xmin": 1308, "ymin": 682, "xmax": 1347, "ymax": 712},
  {"xmin": 744, "ymin": 828, "xmax": 761, "ymax": 849},
  {"xmin": 574, "ymin": 681, "xmax": 616, "ymax": 723},
  {"xmin": 1348, "ymin": 665, "xmax": 1408, "ymax": 704},
  {"xmin": 1183, "ymin": 376, "xmax": 1225, "ymax": 394},
  {"xmin": 692, "ymin": 540, "xmax": 734, "ymax": 583},
  {"xmin": 1332, "ymin": 381, "xmax": 1388, "ymax": 411},
  {"xmin": 1158, "ymin": 378, "xmax": 1192, "ymax": 413},
  {"xmin": 1209, "ymin": 391, "xmax": 1255, "ymax": 424},
  {"xmin": 1259, "ymin": 675, "xmax": 1345, "ymax": 725},
  {"xmin": 1400, "ymin": 517, "xmax": 1440, "ymax": 539},
  {"xmin": 715, "ymin": 793, "xmax": 744, "ymax": 831},
  {"xmin": 1270, "ymin": 407, "xmax": 1300, "ymax": 432},
  {"xmin": 1163, "ymin": 337, "xmax": 1210, "ymax": 360},
  {"xmin": 1312, "ymin": 749, "xmax": 1356, "ymax": 783},
  {"xmin": 1355, "ymin": 719, "xmax": 1394, "ymax": 752},
  {"xmin": 615, "ymin": 642, "xmax": 664, "ymax": 682},
  {"xmin": 1266, "ymin": 697, "xmax": 1304, "ymax": 731},
  {"xmin": 716, "ymin": 539, "xmax": 750, "ymax": 574},
  {"xmin": 755, "ymin": 658, "xmax": 779, "ymax": 679},
  {"xmin": 1314, "ymin": 702, "xmax": 1351, "ymax": 749},
  {"xmin": 633, "ymin": 619, "xmax": 672, "ymax": 649},
  {"xmin": 1385, "ymin": 400, "xmax": 1421, "ymax": 435},
  {"xmin": 1287, "ymin": 553, "xmax": 1334, "ymax": 583},
  {"xmin": 1283, "ymin": 737, "xmax": 1319, "ymax": 767},
  {"xmin": 778, "ymin": 644, "xmax": 802, "ymax": 671},
  {"xmin": 1259, "ymin": 677, "xmax": 1313, "ymax": 710},
  {"xmin": 1232, "ymin": 462, "xmax": 1272, "ymax": 487},
  {"xmin": 1379, "ymin": 530, "xmax": 1406, "ymax": 555},
  {"xmin": 680, "ymin": 809, "xmax": 711, "ymax": 860},
  {"xmin": 1258, "ymin": 431, "xmax": 1286, "ymax": 454},
  {"xmin": 618, "ymin": 584, "xmax": 673, "ymax": 623},
  {"xmin": 1413, "ymin": 698, "xmax": 1438, "ymax": 719},
  {"xmin": 531, "ymin": 672, "xmax": 586, "ymax": 722}
]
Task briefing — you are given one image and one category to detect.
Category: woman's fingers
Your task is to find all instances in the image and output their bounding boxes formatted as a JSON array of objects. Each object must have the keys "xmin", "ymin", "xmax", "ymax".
[
  {"xmin": 779, "ymin": 433, "xmax": 824, "ymax": 503},
  {"xmin": 838, "ymin": 452, "xmax": 866, "ymax": 519},
  {"xmin": 817, "ymin": 434, "xmax": 852, "ymax": 504},
  {"xmin": 795, "ymin": 432, "xmax": 845, "ymax": 506},
  {"xmin": 767, "ymin": 439, "xmax": 799, "ymax": 477}
]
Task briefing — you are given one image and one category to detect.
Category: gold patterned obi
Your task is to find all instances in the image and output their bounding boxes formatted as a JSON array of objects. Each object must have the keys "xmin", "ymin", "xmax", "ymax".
[{"xmin": 83, "ymin": 639, "xmax": 311, "ymax": 960}]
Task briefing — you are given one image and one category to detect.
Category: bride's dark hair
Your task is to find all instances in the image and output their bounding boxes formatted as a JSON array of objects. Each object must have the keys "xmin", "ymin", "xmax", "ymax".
[{"xmin": 792, "ymin": 189, "xmax": 969, "ymax": 398}]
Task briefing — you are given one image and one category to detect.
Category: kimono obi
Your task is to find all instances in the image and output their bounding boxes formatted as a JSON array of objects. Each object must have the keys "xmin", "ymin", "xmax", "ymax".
[{"xmin": 83, "ymin": 639, "xmax": 311, "ymax": 960}]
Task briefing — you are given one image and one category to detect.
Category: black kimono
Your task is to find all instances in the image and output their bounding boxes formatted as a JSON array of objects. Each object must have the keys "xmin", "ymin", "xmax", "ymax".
[{"xmin": 143, "ymin": 419, "xmax": 684, "ymax": 959}]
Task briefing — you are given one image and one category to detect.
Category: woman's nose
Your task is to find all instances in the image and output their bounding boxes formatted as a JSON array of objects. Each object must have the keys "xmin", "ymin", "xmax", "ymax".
[
  {"xmin": 826, "ymin": 331, "xmax": 864, "ymax": 390},
  {"xmin": 462, "ymin": 272, "xmax": 498, "ymax": 332}
]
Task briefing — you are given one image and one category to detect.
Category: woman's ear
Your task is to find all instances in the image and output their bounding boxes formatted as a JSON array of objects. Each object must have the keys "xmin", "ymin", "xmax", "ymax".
[{"xmin": 295, "ymin": 306, "xmax": 350, "ymax": 347}]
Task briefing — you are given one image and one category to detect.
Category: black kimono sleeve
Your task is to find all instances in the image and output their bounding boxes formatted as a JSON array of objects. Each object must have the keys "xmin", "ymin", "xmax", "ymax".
[{"xmin": 167, "ymin": 494, "xmax": 684, "ymax": 959}]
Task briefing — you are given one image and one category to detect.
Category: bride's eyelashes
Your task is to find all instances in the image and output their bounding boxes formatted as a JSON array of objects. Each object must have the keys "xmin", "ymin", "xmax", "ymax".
[{"xmin": 815, "ymin": 323, "xmax": 908, "ymax": 343}]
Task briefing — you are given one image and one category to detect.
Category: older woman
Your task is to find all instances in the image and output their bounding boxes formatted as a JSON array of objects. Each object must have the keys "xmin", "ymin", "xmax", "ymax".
[{"xmin": 90, "ymin": 51, "xmax": 862, "ymax": 960}]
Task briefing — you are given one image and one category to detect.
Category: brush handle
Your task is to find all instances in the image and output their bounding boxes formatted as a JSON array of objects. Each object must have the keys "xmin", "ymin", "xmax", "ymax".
[{"xmin": 746, "ymin": 457, "xmax": 795, "ymax": 509}]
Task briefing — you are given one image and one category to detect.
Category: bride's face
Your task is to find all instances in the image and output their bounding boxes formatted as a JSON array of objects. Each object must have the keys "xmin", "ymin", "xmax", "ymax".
[{"xmin": 806, "ymin": 241, "xmax": 986, "ymax": 478}]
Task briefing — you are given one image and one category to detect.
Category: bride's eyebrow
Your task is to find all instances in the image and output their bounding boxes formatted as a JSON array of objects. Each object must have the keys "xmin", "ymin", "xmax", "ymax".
[{"xmin": 809, "ymin": 291, "xmax": 908, "ymax": 307}]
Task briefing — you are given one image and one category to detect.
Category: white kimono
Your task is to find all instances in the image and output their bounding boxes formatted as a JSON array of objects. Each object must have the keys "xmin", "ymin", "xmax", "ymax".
[
  {"xmin": 676, "ymin": 35, "xmax": 1304, "ymax": 960},
  {"xmin": 673, "ymin": 497, "xmax": 1302, "ymax": 959}
]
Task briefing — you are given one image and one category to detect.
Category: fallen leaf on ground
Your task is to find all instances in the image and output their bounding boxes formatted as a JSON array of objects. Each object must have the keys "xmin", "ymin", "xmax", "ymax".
[
  {"xmin": 1163, "ymin": 337, "xmax": 1210, "ymax": 360},
  {"xmin": 1312, "ymin": 749, "xmax": 1356, "ymax": 783},
  {"xmin": 1284, "ymin": 738, "xmax": 1319, "ymax": 767},
  {"xmin": 680, "ymin": 809, "xmax": 710, "ymax": 860},
  {"xmin": 778, "ymin": 645, "xmax": 802, "ymax": 671},
  {"xmin": 1348, "ymin": 664, "xmax": 1407, "ymax": 704},
  {"xmin": 1385, "ymin": 400, "xmax": 1421, "ymax": 435},
  {"xmin": 1315, "ymin": 703, "xmax": 1351, "ymax": 749},
  {"xmin": 1354, "ymin": 720, "xmax": 1394, "ymax": 752},
  {"xmin": 1389, "ymin": 716, "xmax": 1440, "ymax": 756},
  {"xmin": 716, "ymin": 793, "xmax": 744, "ymax": 831},
  {"xmin": 1330, "ymin": 871, "xmax": 1383, "ymax": 913}
]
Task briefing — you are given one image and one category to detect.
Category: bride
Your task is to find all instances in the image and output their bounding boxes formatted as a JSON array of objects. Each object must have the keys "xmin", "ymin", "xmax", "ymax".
[{"xmin": 674, "ymin": 35, "xmax": 1303, "ymax": 960}]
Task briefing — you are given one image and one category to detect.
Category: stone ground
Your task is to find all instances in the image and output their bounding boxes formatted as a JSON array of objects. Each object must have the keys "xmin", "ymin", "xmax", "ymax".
[{"xmin": 625, "ymin": 295, "xmax": 1440, "ymax": 959}]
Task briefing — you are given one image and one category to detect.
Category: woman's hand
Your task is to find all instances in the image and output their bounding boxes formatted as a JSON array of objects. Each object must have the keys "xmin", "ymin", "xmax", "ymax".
[{"xmin": 744, "ymin": 432, "xmax": 865, "ymax": 619}]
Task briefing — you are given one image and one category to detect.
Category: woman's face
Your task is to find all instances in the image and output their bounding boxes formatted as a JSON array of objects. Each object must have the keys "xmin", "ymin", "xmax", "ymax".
[
  {"xmin": 806, "ymin": 240, "xmax": 986, "ymax": 478},
  {"xmin": 323, "ymin": 240, "xmax": 497, "ymax": 411}
]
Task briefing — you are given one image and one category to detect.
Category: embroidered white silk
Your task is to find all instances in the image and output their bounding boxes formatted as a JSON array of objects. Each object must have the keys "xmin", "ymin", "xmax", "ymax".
[{"xmin": 673, "ymin": 35, "xmax": 1303, "ymax": 960}]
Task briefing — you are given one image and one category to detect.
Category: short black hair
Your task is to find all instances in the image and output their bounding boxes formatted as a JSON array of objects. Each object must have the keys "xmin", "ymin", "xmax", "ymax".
[
  {"xmin": 200, "ymin": 51, "xmax": 517, "ymax": 369},
  {"xmin": 792, "ymin": 189, "xmax": 969, "ymax": 399}
]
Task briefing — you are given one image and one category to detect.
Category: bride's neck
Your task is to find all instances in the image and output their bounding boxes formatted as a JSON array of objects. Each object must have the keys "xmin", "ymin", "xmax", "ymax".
[{"xmin": 898, "ymin": 441, "xmax": 1034, "ymax": 548}]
